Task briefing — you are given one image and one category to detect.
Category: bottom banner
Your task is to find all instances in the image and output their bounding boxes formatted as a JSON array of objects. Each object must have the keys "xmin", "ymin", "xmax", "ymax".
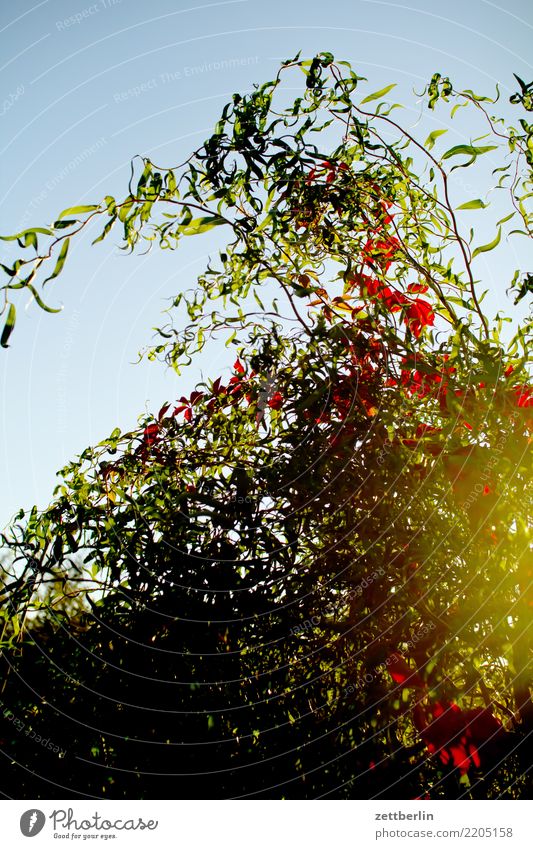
[{"xmin": 2, "ymin": 799, "xmax": 531, "ymax": 848}]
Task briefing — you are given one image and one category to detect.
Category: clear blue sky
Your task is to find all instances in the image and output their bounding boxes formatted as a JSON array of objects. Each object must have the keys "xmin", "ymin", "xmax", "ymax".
[{"xmin": 1, "ymin": 0, "xmax": 532, "ymax": 528}]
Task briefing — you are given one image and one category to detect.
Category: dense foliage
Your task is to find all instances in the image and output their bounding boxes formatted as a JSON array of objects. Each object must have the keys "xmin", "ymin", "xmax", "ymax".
[{"xmin": 1, "ymin": 55, "xmax": 531, "ymax": 799}]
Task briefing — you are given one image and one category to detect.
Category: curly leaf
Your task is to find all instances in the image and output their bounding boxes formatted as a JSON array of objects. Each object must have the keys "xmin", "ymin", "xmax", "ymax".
[
  {"xmin": 43, "ymin": 238, "xmax": 70, "ymax": 286},
  {"xmin": 424, "ymin": 129, "xmax": 448, "ymax": 150},
  {"xmin": 472, "ymin": 227, "xmax": 501, "ymax": 258},
  {"xmin": 457, "ymin": 199, "xmax": 488, "ymax": 210},
  {"xmin": 361, "ymin": 84, "xmax": 396, "ymax": 104},
  {"xmin": 0, "ymin": 303, "xmax": 16, "ymax": 348}
]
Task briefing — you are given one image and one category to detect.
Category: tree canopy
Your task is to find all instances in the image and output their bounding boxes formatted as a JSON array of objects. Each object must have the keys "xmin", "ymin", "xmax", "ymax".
[{"xmin": 0, "ymin": 54, "xmax": 531, "ymax": 800}]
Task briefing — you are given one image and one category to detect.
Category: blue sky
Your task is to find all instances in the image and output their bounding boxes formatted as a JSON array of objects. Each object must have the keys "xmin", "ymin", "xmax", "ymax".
[{"xmin": 1, "ymin": 0, "xmax": 532, "ymax": 527}]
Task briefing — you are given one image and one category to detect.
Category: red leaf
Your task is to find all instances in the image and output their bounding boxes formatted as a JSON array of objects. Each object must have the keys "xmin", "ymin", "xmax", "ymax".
[
  {"xmin": 158, "ymin": 403, "xmax": 171, "ymax": 421},
  {"xmin": 382, "ymin": 287, "xmax": 408, "ymax": 312},
  {"xmin": 415, "ymin": 423, "xmax": 442, "ymax": 438},
  {"xmin": 513, "ymin": 385, "xmax": 533, "ymax": 407},
  {"xmin": 463, "ymin": 707, "xmax": 504, "ymax": 743},
  {"xmin": 387, "ymin": 653, "xmax": 425, "ymax": 688},
  {"xmin": 143, "ymin": 423, "xmax": 159, "ymax": 445},
  {"xmin": 417, "ymin": 702, "xmax": 506, "ymax": 774},
  {"xmin": 469, "ymin": 743, "xmax": 481, "ymax": 768},
  {"xmin": 405, "ymin": 299, "xmax": 435, "ymax": 337},
  {"xmin": 267, "ymin": 391, "xmax": 283, "ymax": 410},
  {"xmin": 407, "ymin": 282, "xmax": 429, "ymax": 294}
]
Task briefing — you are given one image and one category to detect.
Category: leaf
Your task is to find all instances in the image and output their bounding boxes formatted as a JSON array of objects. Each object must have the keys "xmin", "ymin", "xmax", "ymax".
[
  {"xmin": 424, "ymin": 129, "xmax": 448, "ymax": 150},
  {"xmin": 256, "ymin": 211, "xmax": 273, "ymax": 232},
  {"xmin": 57, "ymin": 204, "xmax": 100, "ymax": 221},
  {"xmin": 462, "ymin": 87, "xmax": 500, "ymax": 104},
  {"xmin": 21, "ymin": 281, "xmax": 62, "ymax": 313},
  {"xmin": 92, "ymin": 216, "xmax": 117, "ymax": 245},
  {"xmin": 43, "ymin": 238, "xmax": 70, "ymax": 285},
  {"xmin": 513, "ymin": 73, "xmax": 530, "ymax": 93},
  {"xmin": 117, "ymin": 199, "xmax": 135, "ymax": 222},
  {"xmin": 331, "ymin": 300, "xmax": 354, "ymax": 313},
  {"xmin": 457, "ymin": 199, "xmax": 488, "ymax": 210},
  {"xmin": 158, "ymin": 403, "xmax": 171, "ymax": 421},
  {"xmin": 450, "ymin": 101, "xmax": 467, "ymax": 118},
  {"xmin": 361, "ymin": 84, "xmax": 397, "ymax": 104},
  {"xmin": 104, "ymin": 196, "xmax": 117, "ymax": 215},
  {"xmin": 472, "ymin": 227, "xmax": 501, "ymax": 258},
  {"xmin": 442, "ymin": 144, "xmax": 497, "ymax": 161},
  {"xmin": 512, "ymin": 272, "xmax": 533, "ymax": 304},
  {"xmin": 52, "ymin": 220, "xmax": 77, "ymax": 230},
  {"xmin": 0, "ymin": 227, "xmax": 52, "ymax": 243},
  {"xmin": 496, "ymin": 211, "xmax": 515, "ymax": 226},
  {"xmin": 181, "ymin": 215, "xmax": 226, "ymax": 235},
  {"xmin": 1, "ymin": 303, "xmax": 16, "ymax": 348}
]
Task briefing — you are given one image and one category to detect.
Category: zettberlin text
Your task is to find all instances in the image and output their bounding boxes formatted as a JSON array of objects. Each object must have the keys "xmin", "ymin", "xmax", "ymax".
[{"xmin": 375, "ymin": 811, "xmax": 434, "ymax": 821}]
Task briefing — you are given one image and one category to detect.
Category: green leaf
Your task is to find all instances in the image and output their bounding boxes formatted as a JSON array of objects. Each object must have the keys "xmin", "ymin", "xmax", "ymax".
[
  {"xmin": 117, "ymin": 199, "xmax": 135, "ymax": 223},
  {"xmin": 450, "ymin": 101, "xmax": 467, "ymax": 118},
  {"xmin": 52, "ymin": 220, "xmax": 77, "ymax": 230},
  {"xmin": 57, "ymin": 204, "xmax": 100, "ymax": 221},
  {"xmin": 0, "ymin": 227, "xmax": 53, "ymax": 252},
  {"xmin": 472, "ymin": 227, "xmax": 501, "ymax": 258},
  {"xmin": 457, "ymin": 199, "xmax": 488, "ymax": 210},
  {"xmin": 442, "ymin": 144, "xmax": 497, "ymax": 160},
  {"xmin": 92, "ymin": 216, "xmax": 117, "ymax": 245},
  {"xmin": 512, "ymin": 272, "xmax": 533, "ymax": 305},
  {"xmin": 22, "ymin": 281, "xmax": 62, "ymax": 313},
  {"xmin": 462, "ymin": 87, "xmax": 499, "ymax": 104},
  {"xmin": 43, "ymin": 238, "xmax": 70, "ymax": 285},
  {"xmin": 1, "ymin": 303, "xmax": 16, "ymax": 348},
  {"xmin": 181, "ymin": 216, "xmax": 226, "ymax": 235},
  {"xmin": 361, "ymin": 84, "xmax": 396, "ymax": 104},
  {"xmin": 424, "ymin": 129, "xmax": 448, "ymax": 150},
  {"xmin": 104, "ymin": 196, "xmax": 117, "ymax": 215},
  {"xmin": 496, "ymin": 211, "xmax": 515, "ymax": 226}
]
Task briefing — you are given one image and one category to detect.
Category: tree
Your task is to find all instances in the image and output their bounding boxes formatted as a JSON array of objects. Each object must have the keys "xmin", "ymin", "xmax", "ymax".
[{"xmin": 0, "ymin": 55, "xmax": 531, "ymax": 799}]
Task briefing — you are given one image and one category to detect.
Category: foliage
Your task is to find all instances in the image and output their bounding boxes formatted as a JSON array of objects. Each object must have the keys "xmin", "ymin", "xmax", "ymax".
[{"xmin": 0, "ymin": 54, "xmax": 531, "ymax": 799}]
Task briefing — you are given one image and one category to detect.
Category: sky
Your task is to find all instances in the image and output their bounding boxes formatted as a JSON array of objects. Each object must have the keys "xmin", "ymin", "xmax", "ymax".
[{"xmin": 0, "ymin": 0, "xmax": 532, "ymax": 528}]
